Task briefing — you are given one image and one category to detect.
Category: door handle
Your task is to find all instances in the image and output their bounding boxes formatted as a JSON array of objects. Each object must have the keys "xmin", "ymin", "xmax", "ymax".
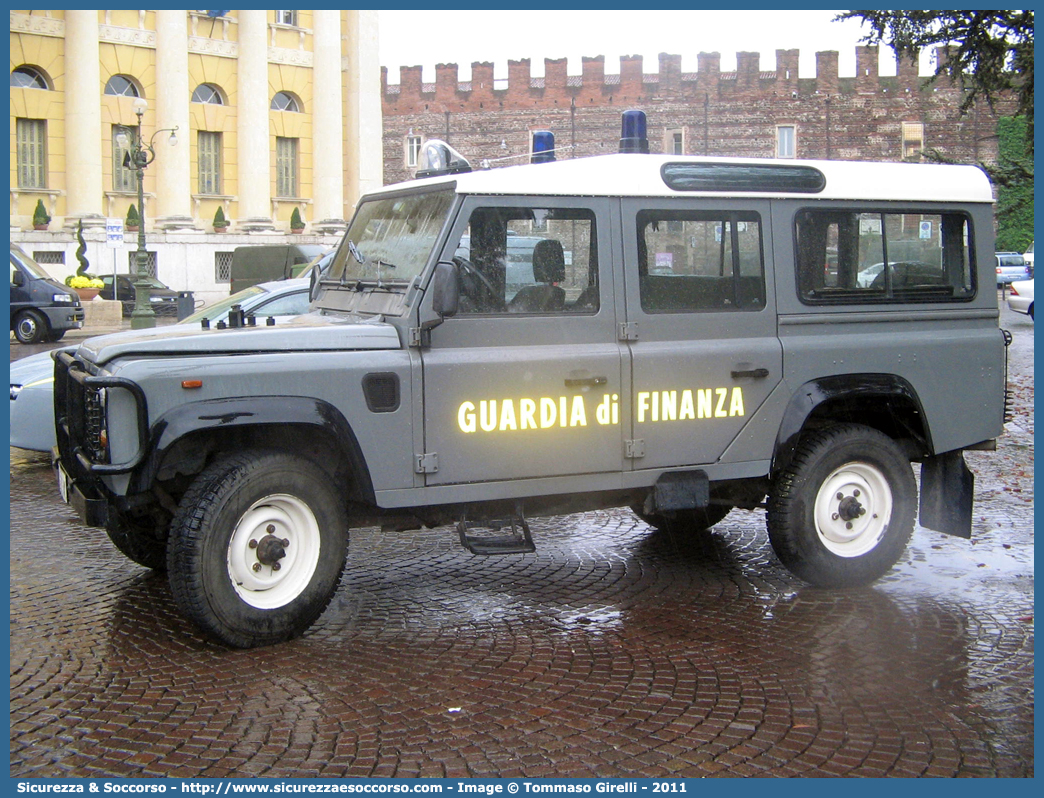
[
  {"xmin": 565, "ymin": 376, "xmax": 608, "ymax": 389},
  {"xmin": 730, "ymin": 367, "xmax": 769, "ymax": 379}
]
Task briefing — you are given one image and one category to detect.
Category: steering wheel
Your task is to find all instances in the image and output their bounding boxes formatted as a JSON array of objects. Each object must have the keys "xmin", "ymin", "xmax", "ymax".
[{"xmin": 453, "ymin": 256, "xmax": 502, "ymax": 311}]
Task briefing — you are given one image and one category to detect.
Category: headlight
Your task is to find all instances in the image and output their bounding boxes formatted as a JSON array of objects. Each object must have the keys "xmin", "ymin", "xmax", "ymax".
[
  {"xmin": 10, "ymin": 384, "xmax": 22, "ymax": 400},
  {"xmin": 53, "ymin": 293, "xmax": 73, "ymax": 303}
]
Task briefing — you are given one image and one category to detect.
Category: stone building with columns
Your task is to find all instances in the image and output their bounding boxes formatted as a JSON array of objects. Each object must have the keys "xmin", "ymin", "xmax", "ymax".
[{"xmin": 10, "ymin": 10, "xmax": 382, "ymax": 306}]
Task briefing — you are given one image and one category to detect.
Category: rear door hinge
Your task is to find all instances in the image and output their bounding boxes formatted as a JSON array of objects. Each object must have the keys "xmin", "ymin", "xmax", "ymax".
[
  {"xmin": 618, "ymin": 321, "xmax": 639, "ymax": 341},
  {"xmin": 625, "ymin": 439, "xmax": 645, "ymax": 459},
  {"xmin": 415, "ymin": 452, "xmax": 439, "ymax": 474}
]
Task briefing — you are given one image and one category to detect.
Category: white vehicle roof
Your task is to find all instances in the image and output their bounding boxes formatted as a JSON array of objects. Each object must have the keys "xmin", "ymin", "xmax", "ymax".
[{"xmin": 373, "ymin": 153, "xmax": 994, "ymax": 205}]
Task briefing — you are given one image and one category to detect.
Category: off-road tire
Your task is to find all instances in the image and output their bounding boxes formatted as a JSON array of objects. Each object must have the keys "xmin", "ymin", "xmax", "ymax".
[
  {"xmin": 167, "ymin": 450, "xmax": 349, "ymax": 648},
  {"xmin": 106, "ymin": 518, "xmax": 168, "ymax": 571},
  {"xmin": 767, "ymin": 423, "xmax": 916, "ymax": 588},
  {"xmin": 631, "ymin": 504, "xmax": 732, "ymax": 533}
]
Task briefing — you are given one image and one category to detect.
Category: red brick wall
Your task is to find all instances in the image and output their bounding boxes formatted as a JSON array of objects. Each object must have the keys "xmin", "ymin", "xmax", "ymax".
[{"xmin": 382, "ymin": 47, "xmax": 1017, "ymax": 185}]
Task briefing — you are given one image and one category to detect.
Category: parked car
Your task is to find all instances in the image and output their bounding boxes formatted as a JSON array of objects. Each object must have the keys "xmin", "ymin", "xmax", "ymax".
[
  {"xmin": 100, "ymin": 273, "xmax": 180, "ymax": 316},
  {"xmin": 229, "ymin": 244, "xmax": 328, "ymax": 294},
  {"xmin": 10, "ymin": 244, "xmax": 84, "ymax": 344},
  {"xmin": 1023, "ymin": 241, "xmax": 1034, "ymax": 272},
  {"xmin": 10, "ymin": 279, "xmax": 310, "ymax": 452},
  {"xmin": 996, "ymin": 252, "xmax": 1030, "ymax": 287},
  {"xmin": 1007, "ymin": 279, "xmax": 1033, "ymax": 320}
]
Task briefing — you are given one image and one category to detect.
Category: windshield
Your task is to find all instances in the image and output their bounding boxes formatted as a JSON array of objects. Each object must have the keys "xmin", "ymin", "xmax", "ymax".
[
  {"xmin": 327, "ymin": 189, "xmax": 455, "ymax": 285},
  {"xmin": 182, "ymin": 285, "xmax": 265, "ymax": 324},
  {"xmin": 10, "ymin": 246, "xmax": 52, "ymax": 280}
]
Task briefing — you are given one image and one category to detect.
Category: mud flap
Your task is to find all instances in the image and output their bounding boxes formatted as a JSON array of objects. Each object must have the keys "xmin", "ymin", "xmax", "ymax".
[
  {"xmin": 919, "ymin": 451, "xmax": 973, "ymax": 539},
  {"xmin": 653, "ymin": 470, "xmax": 710, "ymax": 512}
]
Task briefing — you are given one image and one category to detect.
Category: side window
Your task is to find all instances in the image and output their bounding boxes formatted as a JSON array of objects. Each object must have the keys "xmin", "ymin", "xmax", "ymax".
[
  {"xmin": 637, "ymin": 210, "xmax": 765, "ymax": 313},
  {"xmin": 796, "ymin": 209, "xmax": 974, "ymax": 304},
  {"xmin": 453, "ymin": 206, "xmax": 599, "ymax": 315}
]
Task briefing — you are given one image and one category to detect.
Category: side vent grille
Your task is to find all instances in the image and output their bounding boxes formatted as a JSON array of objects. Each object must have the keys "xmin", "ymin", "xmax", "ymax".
[{"xmin": 362, "ymin": 373, "xmax": 400, "ymax": 413}]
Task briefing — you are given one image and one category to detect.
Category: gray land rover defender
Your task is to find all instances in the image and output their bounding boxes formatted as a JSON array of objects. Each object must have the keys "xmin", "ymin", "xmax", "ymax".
[{"xmin": 53, "ymin": 114, "xmax": 1009, "ymax": 648}]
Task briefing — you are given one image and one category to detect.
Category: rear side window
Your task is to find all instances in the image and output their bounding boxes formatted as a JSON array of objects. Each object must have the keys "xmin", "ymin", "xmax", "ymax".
[
  {"xmin": 637, "ymin": 210, "xmax": 765, "ymax": 313},
  {"xmin": 796, "ymin": 209, "xmax": 974, "ymax": 304}
]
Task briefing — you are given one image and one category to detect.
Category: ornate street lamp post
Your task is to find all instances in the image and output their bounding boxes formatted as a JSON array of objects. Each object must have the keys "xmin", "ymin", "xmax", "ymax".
[{"xmin": 118, "ymin": 97, "xmax": 178, "ymax": 329}]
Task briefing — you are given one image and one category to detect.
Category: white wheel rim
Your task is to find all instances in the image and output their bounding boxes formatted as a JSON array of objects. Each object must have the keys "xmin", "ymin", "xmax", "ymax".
[
  {"xmin": 226, "ymin": 494, "xmax": 322, "ymax": 609},
  {"xmin": 813, "ymin": 461, "xmax": 892, "ymax": 557}
]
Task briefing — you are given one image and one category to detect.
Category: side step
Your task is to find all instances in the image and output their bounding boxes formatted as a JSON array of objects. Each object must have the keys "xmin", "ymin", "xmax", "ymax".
[{"xmin": 457, "ymin": 505, "xmax": 535, "ymax": 555}]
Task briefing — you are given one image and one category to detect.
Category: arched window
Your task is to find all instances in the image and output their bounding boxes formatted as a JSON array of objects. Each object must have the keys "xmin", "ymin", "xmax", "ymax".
[
  {"xmin": 11, "ymin": 66, "xmax": 50, "ymax": 90},
  {"xmin": 191, "ymin": 83, "xmax": 225, "ymax": 105},
  {"xmin": 271, "ymin": 91, "xmax": 301, "ymax": 112},
  {"xmin": 104, "ymin": 75, "xmax": 140, "ymax": 97}
]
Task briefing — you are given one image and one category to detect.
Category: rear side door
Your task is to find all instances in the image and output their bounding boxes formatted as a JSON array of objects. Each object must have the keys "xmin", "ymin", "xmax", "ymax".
[
  {"xmin": 619, "ymin": 199, "xmax": 783, "ymax": 471},
  {"xmin": 420, "ymin": 196, "xmax": 626, "ymax": 487}
]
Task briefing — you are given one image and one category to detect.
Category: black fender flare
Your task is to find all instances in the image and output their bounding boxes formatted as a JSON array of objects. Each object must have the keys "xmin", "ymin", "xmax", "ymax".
[
  {"xmin": 130, "ymin": 395, "xmax": 375, "ymax": 502},
  {"xmin": 772, "ymin": 374, "xmax": 930, "ymax": 477}
]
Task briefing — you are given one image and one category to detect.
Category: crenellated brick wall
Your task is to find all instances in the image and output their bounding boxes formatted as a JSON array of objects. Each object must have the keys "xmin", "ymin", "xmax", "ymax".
[{"xmin": 381, "ymin": 47, "xmax": 1017, "ymax": 186}]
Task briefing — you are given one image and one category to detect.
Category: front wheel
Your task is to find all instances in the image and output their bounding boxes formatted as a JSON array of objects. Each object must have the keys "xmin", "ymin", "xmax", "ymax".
[
  {"xmin": 167, "ymin": 450, "xmax": 349, "ymax": 648},
  {"xmin": 13, "ymin": 310, "xmax": 47, "ymax": 344},
  {"xmin": 767, "ymin": 424, "xmax": 916, "ymax": 588}
]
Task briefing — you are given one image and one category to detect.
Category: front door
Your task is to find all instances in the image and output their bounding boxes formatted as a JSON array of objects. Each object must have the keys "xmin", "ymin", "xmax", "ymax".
[
  {"xmin": 421, "ymin": 196, "xmax": 625, "ymax": 487},
  {"xmin": 620, "ymin": 199, "xmax": 783, "ymax": 471}
]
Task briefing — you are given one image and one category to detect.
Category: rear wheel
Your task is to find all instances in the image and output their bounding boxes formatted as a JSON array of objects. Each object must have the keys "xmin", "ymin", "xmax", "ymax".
[
  {"xmin": 167, "ymin": 450, "xmax": 349, "ymax": 648},
  {"xmin": 767, "ymin": 423, "xmax": 915, "ymax": 587},
  {"xmin": 631, "ymin": 503, "xmax": 732, "ymax": 533},
  {"xmin": 13, "ymin": 310, "xmax": 47, "ymax": 344}
]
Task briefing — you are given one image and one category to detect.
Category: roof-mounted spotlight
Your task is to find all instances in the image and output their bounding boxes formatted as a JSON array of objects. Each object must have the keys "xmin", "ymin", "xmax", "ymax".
[
  {"xmin": 416, "ymin": 139, "xmax": 472, "ymax": 178},
  {"xmin": 619, "ymin": 109, "xmax": 649, "ymax": 154},
  {"xmin": 531, "ymin": 130, "xmax": 555, "ymax": 163}
]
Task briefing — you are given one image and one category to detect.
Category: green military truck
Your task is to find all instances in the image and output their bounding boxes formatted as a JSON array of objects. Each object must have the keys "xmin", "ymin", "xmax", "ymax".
[{"xmin": 54, "ymin": 114, "xmax": 1009, "ymax": 648}]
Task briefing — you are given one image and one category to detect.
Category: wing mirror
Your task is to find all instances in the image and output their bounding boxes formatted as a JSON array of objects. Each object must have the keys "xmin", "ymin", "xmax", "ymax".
[{"xmin": 431, "ymin": 260, "xmax": 459, "ymax": 318}]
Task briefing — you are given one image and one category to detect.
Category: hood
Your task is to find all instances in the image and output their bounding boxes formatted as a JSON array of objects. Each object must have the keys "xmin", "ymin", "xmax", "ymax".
[
  {"xmin": 10, "ymin": 349, "xmax": 65, "ymax": 387},
  {"xmin": 77, "ymin": 312, "xmax": 402, "ymax": 367}
]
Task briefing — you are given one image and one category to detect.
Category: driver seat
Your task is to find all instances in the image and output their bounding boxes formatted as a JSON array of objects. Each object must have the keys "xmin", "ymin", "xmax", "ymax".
[{"xmin": 508, "ymin": 239, "xmax": 566, "ymax": 313}]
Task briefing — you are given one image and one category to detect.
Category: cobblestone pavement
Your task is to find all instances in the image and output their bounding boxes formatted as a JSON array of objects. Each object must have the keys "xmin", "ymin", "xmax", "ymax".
[{"xmin": 10, "ymin": 306, "xmax": 1033, "ymax": 779}]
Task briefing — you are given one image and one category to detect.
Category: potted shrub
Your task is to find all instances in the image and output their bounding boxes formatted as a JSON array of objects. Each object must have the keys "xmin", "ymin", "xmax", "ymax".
[
  {"xmin": 125, "ymin": 203, "xmax": 140, "ymax": 232},
  {"xmin": 32, "ymin": 199, "xmax": 50, "ymax": 230},
  {"xmin": 289, "ymin": 207, "xmax": 304, "ymax": 233},
  {"xmin": 213, "ymin": 206, "xmax": 229, "ymax": 233},
  {"xmin": 66, "ymin": 274, "xmax": 105, "ymax": 301}
]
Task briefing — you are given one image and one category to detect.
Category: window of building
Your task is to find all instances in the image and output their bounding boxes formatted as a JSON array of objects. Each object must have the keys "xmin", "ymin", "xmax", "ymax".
[
  {"xmin": 406, "ymin": 135, "xmax": 422, "ymax": 168},
  {"xmin": 198, "ymin": 131, "xmax": 222, "ymax": 195},
  {"xmin": 276, "ymin": 137, "xmax": 298, "ymax": 197},
  {"xmin": 191, "ymin": 83, "xmax": 224, "ymax": 105},
  {"xmin": 112, "ymin": 125, "xmax": 139, "ymax": 192},
  {"xmin": 637, "ymin": 210, "xmax": 765, "ymax": 313},
  {"xmin": 104, "ymin": 75, "xmax": 140, "ymax": 97},
  {"xmin": 271, "ymin": 91, "xmax": 301, "ymax": 112},
  {"xmin": 776, "ymin": 125, "xmax": 796, "ymax": 158},
  {"xmin": 902, "ymin": 122, "xmax": 924, "ymax": 160},
  {"xmin": 11, "ymin": 65, "xmax": 50, "ymax": 90},
  {"xmin": 274, "ymin": 10, "xmax": 298, "ymax": 26},
  {"xmin": 452, "ymin": 206, "xmax": 599, "ymax": 315},
  {"xmin": 215, "ymin": 251, "xmax": 234, "ymax": 283},
  {"xmin": 33, "ymin": 251, "xmax": 64, "ymax": 266},
  {"xmin": 795, "ymin": 209, "xmax": 974, "ymax": 304},
  {"xmin": 665, "ymin": 129, "xmax": 685, "ymax": 155},
  {"xmin": 128, "ymin": 250, "xmax": 158, "ymax": 277},
  {"xmin": 16, "ymin": 118, "xmax": 47, "ymax": 189}
]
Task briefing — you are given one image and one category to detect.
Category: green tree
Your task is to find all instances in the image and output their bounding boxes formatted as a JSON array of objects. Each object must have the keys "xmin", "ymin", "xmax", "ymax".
[
  {"xmin": 994, "ymin": 116, "xmax": 1033, "ymax": 252},
  {"xmin": 837, "ymin": 10, "xmax": 1034, "ymax": 149}
]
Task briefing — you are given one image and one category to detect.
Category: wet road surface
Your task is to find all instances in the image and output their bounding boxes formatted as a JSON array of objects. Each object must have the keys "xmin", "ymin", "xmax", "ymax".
[{"xmin": 9, "ymin": 306, "xmax": 1034, "ymax": 778}]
